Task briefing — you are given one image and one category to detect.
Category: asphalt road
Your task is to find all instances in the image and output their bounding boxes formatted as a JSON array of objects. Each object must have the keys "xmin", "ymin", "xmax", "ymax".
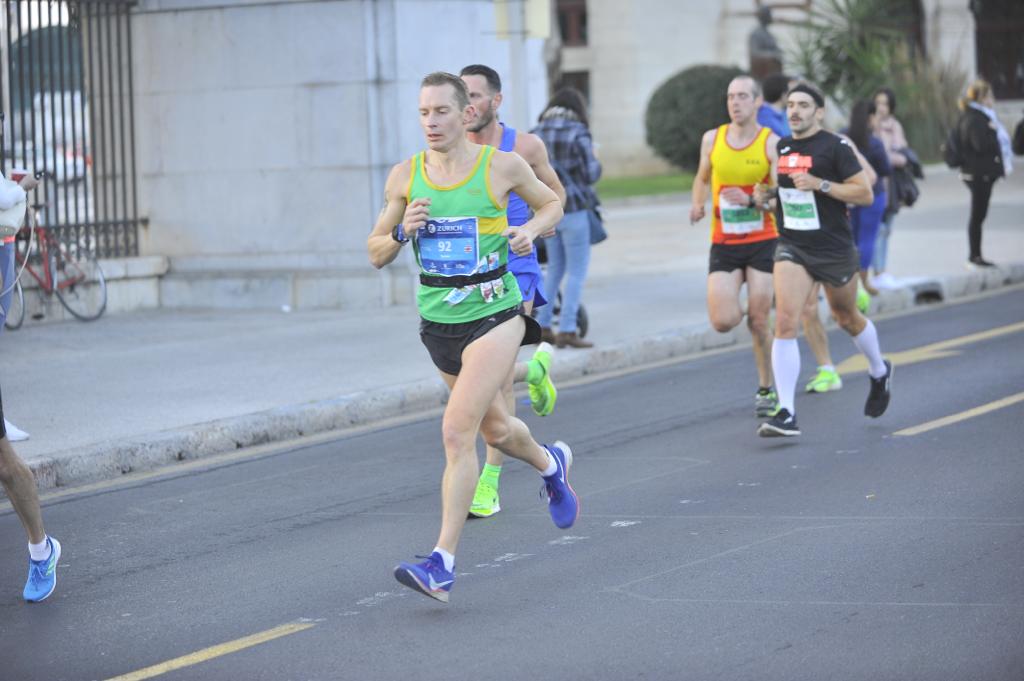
[{"xmin": 2, "ymin": 287, "xmax": 1023, "ymax": 681}]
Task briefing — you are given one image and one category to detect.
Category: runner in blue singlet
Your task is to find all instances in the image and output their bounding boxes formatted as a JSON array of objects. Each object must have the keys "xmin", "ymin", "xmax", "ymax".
[
  {"xmin": 461, "ymin": 64, "xmax": 567, "ymax": 518},
  {"xmin": 499, "ymin": 122, "xmax": 550, "ymax": 310}
]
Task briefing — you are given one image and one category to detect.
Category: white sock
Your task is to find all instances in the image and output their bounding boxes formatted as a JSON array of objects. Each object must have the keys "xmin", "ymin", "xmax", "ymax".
[
  {"xmin": 540, "ymin": 449, "xmax": 557, "ymax": 477},
  {"xmin": 772, "ymin": 338, "xmax": 801, "ymax": 415},
  {"xmin": 432, "ymin": 546, "xmax": 455, "ymax": 572},
  {"xmin": 819, "ymin": 364, "xmax": 835, "ymax": 372},
  {"xmin": 852, "ymin": 320, "xmax": 887, "ymax": 378},
  {"xmin": 29, "ymin": 537, "xmax": 51, "ymax": 562}
]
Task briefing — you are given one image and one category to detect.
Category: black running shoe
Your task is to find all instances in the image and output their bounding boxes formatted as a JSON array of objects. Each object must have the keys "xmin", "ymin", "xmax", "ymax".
[
  {"xmin": 758, "ymin": 408, "xmax": 800, "ymax": 437},
  {"xmin": 864, "ymin": 359, "xmax": 893, "ymax": 418}
]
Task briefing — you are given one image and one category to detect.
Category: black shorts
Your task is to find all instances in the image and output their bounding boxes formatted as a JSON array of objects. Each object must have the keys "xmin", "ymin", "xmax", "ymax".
[
  {"xmin": 773, "ymin": 240, "xmax": 859, "ymax": 288},
  {"xmin": 709, "ymin": 239, "xmax": 777, "ymax": 274},
  {"xmin": 419, "ymin": 305, "xmax": 542, "ymax": 376}
]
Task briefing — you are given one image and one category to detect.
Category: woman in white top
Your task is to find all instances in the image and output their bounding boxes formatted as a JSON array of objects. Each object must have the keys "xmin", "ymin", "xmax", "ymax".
[
  {"xmin": 871, "ymin": 87, "xmax": 908, "ymax": 289},
  {"xmin": 0, "ymin": 169, "xmax": 40, "ymax": 440}
]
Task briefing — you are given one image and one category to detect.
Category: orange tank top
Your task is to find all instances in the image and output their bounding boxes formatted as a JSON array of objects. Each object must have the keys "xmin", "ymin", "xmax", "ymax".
[{"xmin": 709, "ymin": 124, "xmax": 777, "ymax": 245}]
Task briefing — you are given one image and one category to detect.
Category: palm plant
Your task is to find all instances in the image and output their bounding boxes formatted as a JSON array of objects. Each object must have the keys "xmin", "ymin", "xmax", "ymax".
[{"xmin": 789, "ymin": 0, "xmax": 965, "ymax": 161}]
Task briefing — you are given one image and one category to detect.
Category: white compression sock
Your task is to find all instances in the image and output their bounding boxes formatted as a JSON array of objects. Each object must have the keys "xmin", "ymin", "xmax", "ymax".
[
  {"xmin": 29, "ymin": 537, "xmax": 51, "ymax": 562},
  {"xmin": 432, "ymin": 547, "xmax": 455, "ymax": 572},
  {"xmin": 772, "ymin": 338, "xmax": 801, "ymax": 414},
  {"xmin": 852, "ymin": 320, "xmax": 887, "ymax": 378},
  {"xmin": 540, "ymin": 449, "xmax": 557, "ymax": 477}
]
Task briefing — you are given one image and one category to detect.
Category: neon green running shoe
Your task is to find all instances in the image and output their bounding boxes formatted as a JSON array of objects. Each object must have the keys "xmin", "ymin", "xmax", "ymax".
[
  {"xmin": 805, "ymin": 367, "xmax": 843, "ymax": 393},
  {"xmin": 527, "ymin": 342, "xmax": 557, "ymax": 417},
  {"xmin": 856, "ymin": 286, "xmax": 871, "ymax": 314},
  {"xmin": 755, "ymin": 388, "xmax": 778, "ymax": 417},
  {"xmin": 469, "ymin": 480, "xmax": 500, "ymax": 518}
]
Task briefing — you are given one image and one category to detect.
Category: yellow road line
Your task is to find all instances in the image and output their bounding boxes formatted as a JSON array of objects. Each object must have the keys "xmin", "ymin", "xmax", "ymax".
[
  {"xmin": 894, "ymin": 391, "xmax": 1024, "ymax": 437},
  {"xmin": 104, "ymin": 621, "xmax": 316, "ymax": 681},
  {"xmin": 835, "ymin": 320, "xmax": 1024, "ymax": 375}
]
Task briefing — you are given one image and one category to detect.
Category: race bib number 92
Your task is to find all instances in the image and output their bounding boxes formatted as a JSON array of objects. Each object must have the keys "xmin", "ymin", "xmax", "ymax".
[{"xmin": 418, "ymin": 217, "xmax": 480, "ymax": 276}]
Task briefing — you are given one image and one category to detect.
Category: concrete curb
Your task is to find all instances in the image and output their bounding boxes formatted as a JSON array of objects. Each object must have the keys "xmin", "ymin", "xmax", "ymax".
[{"xmin": 25, "ymin": 262, "xmax": 1024, "ymax": 492}]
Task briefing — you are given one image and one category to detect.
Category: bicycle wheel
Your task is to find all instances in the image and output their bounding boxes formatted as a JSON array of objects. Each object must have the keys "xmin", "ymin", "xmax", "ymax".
[
  {"xmin": 50, "ymin": 243, "xmax": 107, "ymax": 321},
  {"xmin": 4, "ymin": 279, "xmax": 24, "ymax": 330}
]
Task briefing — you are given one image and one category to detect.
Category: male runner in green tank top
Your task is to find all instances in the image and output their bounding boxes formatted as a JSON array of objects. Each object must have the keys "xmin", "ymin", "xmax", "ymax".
[{"xmin": 368, "ymin": 72, "xmax": 579, "ymax": 603}]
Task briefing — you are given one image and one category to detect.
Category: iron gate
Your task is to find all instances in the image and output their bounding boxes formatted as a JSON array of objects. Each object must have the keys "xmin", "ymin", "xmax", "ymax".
[{"xmin": 1, "ymin": 0, "xmax": 139, "ymax": 258}]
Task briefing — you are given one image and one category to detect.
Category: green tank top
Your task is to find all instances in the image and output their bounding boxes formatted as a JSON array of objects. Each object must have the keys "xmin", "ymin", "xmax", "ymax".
[{"xmin": 408, "ymin": 145, "xmax": 523, "ymax": 323}]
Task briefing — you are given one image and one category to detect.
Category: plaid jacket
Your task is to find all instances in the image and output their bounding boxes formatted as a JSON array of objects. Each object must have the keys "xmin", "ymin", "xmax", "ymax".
[{"xmin": 531, "ymin": 113, "xmax": 602, "ymax": 214}]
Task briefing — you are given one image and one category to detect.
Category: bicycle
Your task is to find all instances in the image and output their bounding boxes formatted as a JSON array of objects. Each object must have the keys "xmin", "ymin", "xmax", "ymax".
[{"xmin": 5, "ymin": 204, "xmax": 107, "ymax": 328}]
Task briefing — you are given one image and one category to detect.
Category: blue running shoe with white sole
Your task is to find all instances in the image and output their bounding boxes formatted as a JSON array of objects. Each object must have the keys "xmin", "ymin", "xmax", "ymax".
[
  {"xmin": 394, "ymin": 551, "xmax": 455, "ymax": 603},
  {"xmin": 24, "ymin": 536, "xmax": 61, "ymax": 603},
  {"xmin": 542, "ymin": 441, "xmax": 579, "ymax": 529}
]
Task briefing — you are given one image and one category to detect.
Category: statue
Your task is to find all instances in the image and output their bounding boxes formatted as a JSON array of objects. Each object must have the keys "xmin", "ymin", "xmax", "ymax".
[{"xmin": 749, "ymin": 6, "xmax": 783, "ymax": 81}]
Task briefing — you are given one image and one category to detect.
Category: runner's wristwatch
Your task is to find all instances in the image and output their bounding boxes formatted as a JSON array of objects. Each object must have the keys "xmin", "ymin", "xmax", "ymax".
[
  {"xmin": 818, "ymin": 180, "xmax": 832, "ymax": 194},
  {"xmin": 391, "ymin": 224, "xmax": 409, "ymax": 244}
]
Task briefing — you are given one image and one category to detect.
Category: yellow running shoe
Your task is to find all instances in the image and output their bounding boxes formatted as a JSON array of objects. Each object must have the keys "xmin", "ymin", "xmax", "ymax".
[
  {"xmin": 805, "ymin": 367, "xmax": 843, "ymax": 393},
  {"xmin": 856, "ymin": 285, "xmax": 871, "ymax": 314},
  {"xmin": 527, "ymin": 342, "xmax": 557, "ymax": 417},
  {"xmin": 469, "ymin": 479, "xmax": 500, "ymax": 518}
]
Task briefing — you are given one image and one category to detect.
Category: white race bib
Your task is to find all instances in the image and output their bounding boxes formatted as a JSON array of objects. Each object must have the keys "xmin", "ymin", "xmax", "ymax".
[
  {"xmin": 718, "ymin": 192, "xmax": 762, "ymax": 235},
  {"xmin": 778, "ymin": 188, "xmax": 821, "ymax": 231}
]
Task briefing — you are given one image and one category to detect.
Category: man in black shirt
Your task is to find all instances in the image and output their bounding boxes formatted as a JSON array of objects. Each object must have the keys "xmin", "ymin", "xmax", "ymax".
[{"xmin": 755, "ymin": 83, "xmax": 893, "ymax": 436}]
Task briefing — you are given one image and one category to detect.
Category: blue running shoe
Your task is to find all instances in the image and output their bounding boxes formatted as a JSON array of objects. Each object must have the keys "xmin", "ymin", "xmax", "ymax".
[
  {"xmin": 23, "ymin": 536, "xmax": 61, "ymax": 603},
  {"xmin": 393, "ymin": 551, "xmax": 454, "ymax": 603},
  {"xmin": 542, "ymin": 441, "xmax": 579, "ymax": 529}
]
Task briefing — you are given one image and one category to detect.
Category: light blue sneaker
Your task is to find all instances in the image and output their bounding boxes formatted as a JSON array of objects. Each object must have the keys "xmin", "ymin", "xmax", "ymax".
[
  {"xmin": 541, "ymin": 441, "xmax": 579, "ymax": 529},
  {"xmin": 23, "ymin": 536, "xmax": 61, "ymax": 603},
  {"xmin": 394, "ymin": 551, "xmax": 455, "ymax": 603}
]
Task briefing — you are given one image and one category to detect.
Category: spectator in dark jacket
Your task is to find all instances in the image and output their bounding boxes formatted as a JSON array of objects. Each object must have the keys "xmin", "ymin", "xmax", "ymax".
[
  {"xmin": 842, "ymin": 99, "xmax": 891, "ymax": 295},
  {"xmin": 531, "ymin": 88, "xmax": 601, "ymax": 348},
  {"xmin": 957, "ymin": 79, "xmax": 1010, "ymax": 267}
]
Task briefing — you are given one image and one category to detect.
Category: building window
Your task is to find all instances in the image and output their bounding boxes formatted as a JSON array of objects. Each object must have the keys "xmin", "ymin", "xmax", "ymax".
[
  {"xmin": 557, "ymin": 0, "xmax": 587, "ymax": 47},
  {"xmin": 971, "ymin": 0, "xmax": 1024, "ymax": 99},
  {"xmin": 557, "ymin": 71, "xmax": 590, "ymax": 104}
]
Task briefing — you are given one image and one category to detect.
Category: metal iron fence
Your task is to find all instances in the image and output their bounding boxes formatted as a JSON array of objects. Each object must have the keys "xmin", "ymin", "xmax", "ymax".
[{"xmin": 1, "ymin": 0, "xmax": 139, "ymax": 258}]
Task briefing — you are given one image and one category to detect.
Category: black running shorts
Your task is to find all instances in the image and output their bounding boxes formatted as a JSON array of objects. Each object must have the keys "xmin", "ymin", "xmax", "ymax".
[
  {"xmin": 419, "ymin": 305, "xmax": 542, "ymax": 376},
  {"xmin": 709, "ymin": 238, "xmax": 777, "ymax": 275},
  {"xmin": 773, "ymin": 240, "xmax": 859, "ymax": 288}
]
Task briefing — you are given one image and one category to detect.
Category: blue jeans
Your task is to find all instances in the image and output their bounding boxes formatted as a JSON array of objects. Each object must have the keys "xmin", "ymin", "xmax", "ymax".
[
  {"xmin": 850, "ymin": 189, "xmax": 886, "ymax": 271},
  {"xmin": 537, "ymin": 209, "xmax": 590, "ymax": 333},
  {"xmin": 0, "ymin": 241, "xmax": 14, "ymax": 333},
  {"xmin": 872, "ymin": 211, "xmax": 895, "ymax": 273}
]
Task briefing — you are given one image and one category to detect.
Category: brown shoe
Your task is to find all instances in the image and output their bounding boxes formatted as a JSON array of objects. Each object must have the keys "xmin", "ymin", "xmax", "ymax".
[
  {"xmin": 540, "ymin": 327, "xmax": 556, "ymax": 344},
  {"xmin": 556, "ymin": 331, "xmax": 593, "ymax": 349}
]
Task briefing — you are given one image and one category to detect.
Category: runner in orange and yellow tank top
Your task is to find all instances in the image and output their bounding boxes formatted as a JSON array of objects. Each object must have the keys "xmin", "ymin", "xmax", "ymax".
[
  {"xmin": 689, "ymin": 75, "xmax": 781, "ymax": 418},
  {"xmin": 709, "ymin": 124, "xmax": 777, "ymax": 245}
]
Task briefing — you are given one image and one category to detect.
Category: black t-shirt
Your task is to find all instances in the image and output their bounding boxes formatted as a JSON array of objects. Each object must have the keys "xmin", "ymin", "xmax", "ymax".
[{"xmin": 775, "ymin": 129, "xmax": 864, "ymax": 255}]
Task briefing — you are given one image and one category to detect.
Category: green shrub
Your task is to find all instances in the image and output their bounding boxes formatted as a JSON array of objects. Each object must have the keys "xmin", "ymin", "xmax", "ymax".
[{"xmin": 645, "ymin": 64, "xmax": 742, "ymax": 171}]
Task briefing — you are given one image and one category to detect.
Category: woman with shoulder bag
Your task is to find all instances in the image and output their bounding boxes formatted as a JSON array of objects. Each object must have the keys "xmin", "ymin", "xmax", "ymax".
[
  {"xmin": 531, "ymin": 88, "xmax": 602, "ymax": 348},
  {"xmin": 956, "ymin": 79, "xmax": 1010, "ymax": 268}
]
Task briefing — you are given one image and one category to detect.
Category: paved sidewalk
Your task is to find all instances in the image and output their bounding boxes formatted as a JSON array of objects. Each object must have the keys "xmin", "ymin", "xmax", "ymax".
[{"xmin": 4, "ymin": 166, "xmax": 1023, "ymax": 492}]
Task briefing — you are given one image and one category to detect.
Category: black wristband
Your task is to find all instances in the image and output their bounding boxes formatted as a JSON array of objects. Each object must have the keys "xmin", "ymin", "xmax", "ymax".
[{"xmin": 391, "ymin": 224, "xmax": 408, "ymax": 244}]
